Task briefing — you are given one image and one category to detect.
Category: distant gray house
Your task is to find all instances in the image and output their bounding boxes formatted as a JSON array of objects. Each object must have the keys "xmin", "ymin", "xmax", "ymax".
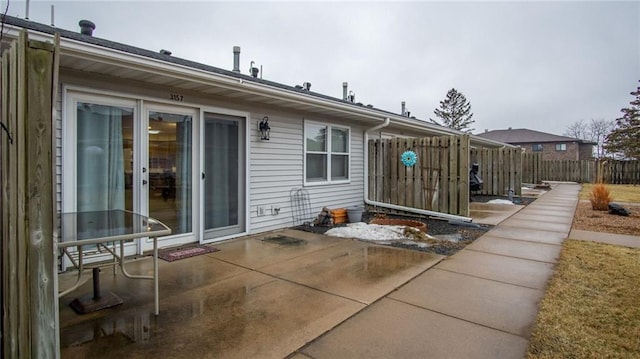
[{"xmin": 477, "ymin": 128, "xmax": 595, "ymax": 161}]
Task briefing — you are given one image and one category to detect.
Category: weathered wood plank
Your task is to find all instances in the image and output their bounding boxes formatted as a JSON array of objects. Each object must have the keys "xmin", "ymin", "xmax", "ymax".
[
  {"xmin": 1, "ymin": 32, "xmax": 58, "ymax": 359},
  {"xmin": 431, "ymin": 137, "xmax": 440, "ymax": 212},
  {"xmin": 413, "ymin": 139, "xmax": 422, "ymax": 208},
  {"xmin": 382, "ymin": 140, "xmax": 390, "ymax": 202},
  {"xmin": 448, "ymin": 135, "xmax": 458, "ymax": 214},
  {"xmin": 16, "ymin": 30, "xmax": 31, "ymax": 358},
  {"xmin": 458, "ymin": 135, "xmax": 469, "ymax": 216},
  {"xmin": 397, "ymin": 139, "xmax": 407, "ymax": 206},
  {"xmin": 376, "ymin": 140, "xmax": 384, "ymax": 201},
  {"xmin": 27, "ymin": 38, "xmax": 56, "ymax": 359},
  {"xmin": 439, "ymin": 136, "xmax": 449, "ymax": 212},
  {"xmin": 390, "ymin": 138, "xmax": 398, "ymax": 204}
]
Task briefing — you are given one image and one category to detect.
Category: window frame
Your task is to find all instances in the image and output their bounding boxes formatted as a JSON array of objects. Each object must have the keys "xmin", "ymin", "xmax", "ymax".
[
  {"xmin": 532, "ymin": 144, "xmax": 543, "ymax": 152},
  {"xmin": 62, "ymin": 90, "xmax": 139, "ymax": 213},
  {"xmin": 555, "ymin": 143, "xmax": 567, "ymax": 151},
  {"xmin": 303, "ymin": 120, "xmax": 351, "ymax": 186}
]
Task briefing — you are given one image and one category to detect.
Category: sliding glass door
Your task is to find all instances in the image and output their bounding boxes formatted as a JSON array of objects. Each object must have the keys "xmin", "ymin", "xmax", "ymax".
[
  {"xmin": 144, "ymin": 106, "xmax": 196, "ymax": 248},
  {"xmin": 202, "ymin": 112, "xmax": 245, "ymax": 241},
  {"xmin": 66, "ymin": 92, "xmax": 247, "ymax": 250}
]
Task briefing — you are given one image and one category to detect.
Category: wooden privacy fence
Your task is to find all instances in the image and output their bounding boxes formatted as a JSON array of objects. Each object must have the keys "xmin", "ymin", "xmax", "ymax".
[
  {"xmin": 368, "ymin": 135, "xmax": 470, "ymax": 217},
  {"xmin": 1, "ymin": 32, "xmax": 58, "ymax": 357},
  {"xmin": 522, "ymin": 153, "xmax": 640, "ymax": 184},
  {"xmin": 470, "ymin": 147, "xmax": 522, "ymax": 196},
  {"xmin": 522, "ymin": 154, "xmax": 594, "ymax": 183},
  {"xmin": 598, "ymin": 159, "xmax": 640, "ymax": 184}
]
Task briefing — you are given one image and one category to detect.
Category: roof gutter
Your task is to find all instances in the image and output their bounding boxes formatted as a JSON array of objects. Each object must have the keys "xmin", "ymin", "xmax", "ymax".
[
  {"xmin": 0, "ymin": 23, "xmax": 388, "ymax": 123},
  {"xmin": 364, "ymin": 118, "xmax": 473, "ymax": 222}
]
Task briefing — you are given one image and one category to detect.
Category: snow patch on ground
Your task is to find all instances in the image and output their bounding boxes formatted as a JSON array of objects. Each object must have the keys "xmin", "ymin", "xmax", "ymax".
[
  {"xmin": 487, "ymin": 199, "xmax": 515, "ymax": 205},
  {"xmin": 324, "ymin": 222, "xmax": 407, "ymax": 241},
  {"xmin": 324, "ymin": 222, "xmax": 438, "ymax": 242}
]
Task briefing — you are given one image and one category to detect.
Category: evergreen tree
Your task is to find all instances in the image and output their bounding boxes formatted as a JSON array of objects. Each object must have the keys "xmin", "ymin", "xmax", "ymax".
[
  {"xmin": 429, "ymin": 88, "xmax": 475, "ymax": 132},
  {"xmin": 605, "ymin": 81, "xmax": 640, "ymax": 160}
]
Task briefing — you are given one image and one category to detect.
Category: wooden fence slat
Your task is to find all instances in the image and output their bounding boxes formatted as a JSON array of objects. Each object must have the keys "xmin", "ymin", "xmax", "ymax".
[
  {"xmin": 2, "ymin": 31, "xmax": 58, "ymax": 359},
  {"xmin": 459, "ymin": 135, "xmax": 470, "ymax": 216},
  {"xmin": 448, "ymin": 136, "xmax": 458, "ymax": 214},
  {"xmin": 398, "ymin": 138, "xmax": 407, "ymax": 206},
  {"xmin": 439, "ymin": 136, "xmax": 449, "ymax": 212},
  {"xmin": 432, "ymin": 138, "xmax": 440, "ymax": 212},
  {"xmin": 390, "ymin": 138, "xmax": 398, "ymax": 204}
]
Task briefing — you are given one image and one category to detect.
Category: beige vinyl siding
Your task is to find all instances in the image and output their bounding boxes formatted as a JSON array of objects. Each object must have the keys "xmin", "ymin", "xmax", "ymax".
[
  {"xmin": 249, "ymin": 116, "xmax": 366, "ymax": 233},
  {"xmin": 55, "ymin": 83, "xmax": 63, "ymax": 214},
  {"xmin": 54, "ymin": 72, "xmax": 369, "ymax": 237}
]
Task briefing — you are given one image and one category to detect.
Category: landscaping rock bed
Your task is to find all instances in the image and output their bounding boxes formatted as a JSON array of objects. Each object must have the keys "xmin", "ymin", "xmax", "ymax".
[{"xmin": 294, "ymin": 194, "xmax": 536, "ymax": 256}]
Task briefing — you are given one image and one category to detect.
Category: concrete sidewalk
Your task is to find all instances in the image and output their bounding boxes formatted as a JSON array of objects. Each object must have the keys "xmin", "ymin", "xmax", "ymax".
[
  {"xmin": 59, "ymin": 184, "xmax": 586, "ymax": 359},
  {"xmin": 569, "ymin": 229, "xmax": 640, "ymax": 248},
  {"xmin": 296, "ymin": 183, "xmax": 581, "ymax": 358}
]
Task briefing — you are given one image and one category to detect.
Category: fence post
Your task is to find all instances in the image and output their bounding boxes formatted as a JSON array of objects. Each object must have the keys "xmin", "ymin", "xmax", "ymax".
[{"xmin": 1, "ymin": 32, "xmax": 57, "ymax": 359}]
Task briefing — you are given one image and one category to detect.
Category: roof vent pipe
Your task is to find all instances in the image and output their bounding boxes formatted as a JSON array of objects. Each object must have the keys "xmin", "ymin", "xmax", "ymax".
[
  {"xmin": 342, "ymin": 82, "xmax": 348, "ymax": 100},
  {"xmin": 232, "ymin": 46, "xmax": 241, "ymax": 73},
  {"xmin": 160, "ymin": 49, "xmax": 172, "ymax": 56},
  {"xmin": 79, "ymin": 20, "xmax": 95, "ymax": 36}
]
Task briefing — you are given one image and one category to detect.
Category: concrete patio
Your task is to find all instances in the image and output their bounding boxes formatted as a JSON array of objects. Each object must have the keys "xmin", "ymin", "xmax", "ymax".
[
  {"xmin": 58, "ymin": 230, "xmax": 445, "ymax": 358},
  {"xmin": 59, "ymin": 184, "xmax": 582, "ymax": 359}
]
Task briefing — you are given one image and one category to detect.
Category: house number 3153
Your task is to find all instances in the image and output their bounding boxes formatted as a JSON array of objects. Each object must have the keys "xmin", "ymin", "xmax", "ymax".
[{"xmin": 170, "ymin": 93, "xmax": 184, "ymax": 102}]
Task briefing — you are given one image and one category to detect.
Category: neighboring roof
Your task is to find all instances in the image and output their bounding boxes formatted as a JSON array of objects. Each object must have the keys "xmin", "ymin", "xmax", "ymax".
[
  {"xmin": 476, "ymin": 128, "xmax": 597, "ymax": 145},
  {"xmin": 1, "ymin": 15, "xmax": 514, "ymax": 148}
]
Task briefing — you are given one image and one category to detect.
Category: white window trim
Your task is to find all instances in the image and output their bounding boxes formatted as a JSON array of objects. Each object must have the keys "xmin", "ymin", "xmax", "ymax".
[
  {"xmin": 303, "ymin": 120, "xmax": 351, "ymax": 186},
  {"xmin": 555, "ymin": 143, "xmax": 567, "ymax": 151},
  {"xmin": 62, "ymin": 88, "xmax": 138, "ymax": 213}
]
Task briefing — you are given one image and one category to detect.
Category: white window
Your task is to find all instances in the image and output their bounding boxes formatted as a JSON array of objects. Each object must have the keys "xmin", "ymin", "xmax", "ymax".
[
  {"xmin": 532, "ymin": 144, "xmax": 543, "ymax": 152},
  {"xmin": 304, "ymin": 121, "xmax": 350, "ymax": 184},
  {"xmin": 555, "ymin": 143, "xmax": 567, "ymax": 151}
]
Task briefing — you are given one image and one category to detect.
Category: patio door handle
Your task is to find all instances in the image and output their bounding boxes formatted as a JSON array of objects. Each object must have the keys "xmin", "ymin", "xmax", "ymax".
[
  {"xmin": 142, "ymin": 179, "xmax": 148, "ymax": 185},
  {"xmin": 202, "ymin": 172, "xmax": 205, "ymax": 180}
]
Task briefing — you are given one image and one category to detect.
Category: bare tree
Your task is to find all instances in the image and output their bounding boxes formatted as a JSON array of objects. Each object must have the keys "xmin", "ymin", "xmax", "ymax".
[
  {"xmin": 564, "ymin": 120, "xmax": 589, "ymax": 140},
  {"xmin": 589, "ymin": 118, "xmax": 614, "ymax": 158},
  {"xmin": 565, "ymin": 118, "xmax": 615, "ymax": 158}
]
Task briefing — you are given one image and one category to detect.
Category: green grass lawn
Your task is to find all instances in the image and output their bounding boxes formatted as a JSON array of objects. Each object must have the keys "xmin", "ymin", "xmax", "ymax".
[{"xmin": 527, "ymin": 240, "xmax": 640, "ymax": 358}]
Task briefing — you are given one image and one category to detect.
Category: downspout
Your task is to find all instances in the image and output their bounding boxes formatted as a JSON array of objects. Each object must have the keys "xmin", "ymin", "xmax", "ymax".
[{"xmin": 364, "ymin": 118, "xmax": 473, "ymax": 222}]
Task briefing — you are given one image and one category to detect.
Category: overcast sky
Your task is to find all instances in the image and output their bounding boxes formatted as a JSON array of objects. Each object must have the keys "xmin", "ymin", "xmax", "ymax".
[{"xmin": 8, "ymin": 1, "xmax": 640, "ymax": 135}]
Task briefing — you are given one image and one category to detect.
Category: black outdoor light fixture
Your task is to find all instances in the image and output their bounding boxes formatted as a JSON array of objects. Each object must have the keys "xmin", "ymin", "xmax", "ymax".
[{"xmin": 258, "ymin": 116, "xmax": 270, "ymax": 140}]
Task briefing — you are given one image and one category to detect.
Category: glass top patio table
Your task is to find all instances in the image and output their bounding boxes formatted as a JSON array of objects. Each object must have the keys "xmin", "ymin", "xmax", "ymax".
[
  {"xmin": 57, "ymin": 210, "xmax": 171, "ymax": 315},
  {"xmin": 58, "ymin": 210, "xmax": 171, "ymax": 248}
]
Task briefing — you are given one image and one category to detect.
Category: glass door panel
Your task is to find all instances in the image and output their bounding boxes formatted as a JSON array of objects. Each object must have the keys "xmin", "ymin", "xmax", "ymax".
[
  {"xmin": 148, "ymin": 111, "xmax": 192, "ymax": 236},
  {"xmin": 71, "ymin": 100, "xmax": 137, "ymax": 261},
  {"xmin": 203, "ymin": 113, "xmax": 245, "ymax": 240},
  {"xmin": 76, "ymin": 102, "xmax": 133, "ymax": 212}
]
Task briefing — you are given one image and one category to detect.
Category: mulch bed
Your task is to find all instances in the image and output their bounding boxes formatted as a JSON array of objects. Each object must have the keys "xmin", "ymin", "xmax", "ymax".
[
  {"xmin": 294, "ymin": 195, "xmax": 536, "ymax": 256},
  {"xmin": 572, "ymin": 201, "xmax": 640, "ymax": 236}
]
